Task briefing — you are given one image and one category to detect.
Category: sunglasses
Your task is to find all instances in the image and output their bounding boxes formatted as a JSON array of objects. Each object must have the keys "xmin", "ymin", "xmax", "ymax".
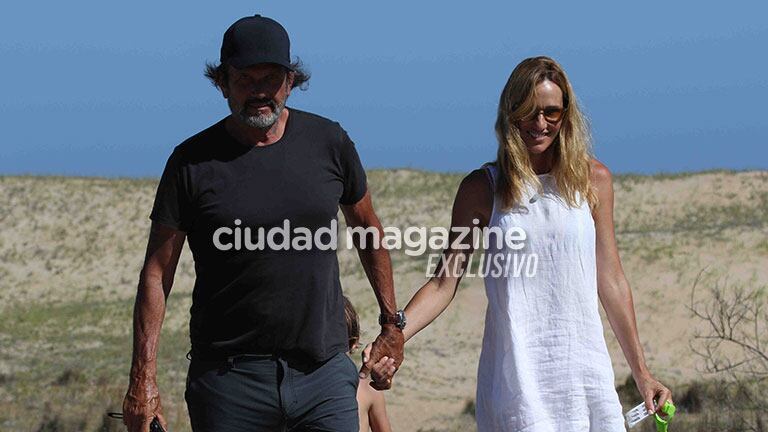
[{"xmin": 520, "ymin": 107, "xmax": 566, "ymax": 123}]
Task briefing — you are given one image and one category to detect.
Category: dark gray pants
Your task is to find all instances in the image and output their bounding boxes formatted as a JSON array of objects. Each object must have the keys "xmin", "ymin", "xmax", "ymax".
[{"xmin": 185, "ymin": 352, "xmax": 359, "ymax": 432}]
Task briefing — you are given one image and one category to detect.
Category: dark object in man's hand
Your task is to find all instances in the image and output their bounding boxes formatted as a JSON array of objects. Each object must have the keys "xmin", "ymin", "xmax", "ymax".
[
  {"xmin": 150, "ymin": 417, "xmax": 166, "ymax": 432},
  {"xmin": 107, "ymin": 412, "xmax": 166, "ymax": 432}
]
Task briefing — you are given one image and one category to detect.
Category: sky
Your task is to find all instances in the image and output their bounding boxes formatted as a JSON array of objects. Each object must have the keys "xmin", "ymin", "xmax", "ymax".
[{"xmin": 2, "ymin": 1, "xmax": 767, "ymax": 177}]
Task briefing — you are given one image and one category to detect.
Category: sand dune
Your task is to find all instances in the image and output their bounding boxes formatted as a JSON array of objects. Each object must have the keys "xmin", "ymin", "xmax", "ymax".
[{"xmin": 0, "ymin": 169, "xmax": 766, "ymax": 431}]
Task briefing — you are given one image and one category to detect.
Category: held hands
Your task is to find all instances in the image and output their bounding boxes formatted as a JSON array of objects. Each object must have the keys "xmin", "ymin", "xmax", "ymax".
[
  {"xmin": 362, "ymin": 350, "xmax": 397, "ymax": 388},
  {"xmin": 122, "ymin": 379, "xmax": 167, "ymax": 432},
  {"xmin": 359, "ymin": 325, "xmax": 404, "ymax": 390},
  {"xmin": 634, "ymin": 372, "xmax": 673, "ymax": 416}
]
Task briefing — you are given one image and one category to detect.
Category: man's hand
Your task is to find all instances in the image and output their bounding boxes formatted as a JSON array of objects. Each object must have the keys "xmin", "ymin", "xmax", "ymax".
[
  {"xmin": 359, "ymin": 325, "xmax": 404, "ymax": 390},
  {"xmin": 124, "ymin": 222, "xmax": 183, "ymax": 431},
  {"xmin": 122, "ymin": 379, "xmax": 167, "ymax": 432}
]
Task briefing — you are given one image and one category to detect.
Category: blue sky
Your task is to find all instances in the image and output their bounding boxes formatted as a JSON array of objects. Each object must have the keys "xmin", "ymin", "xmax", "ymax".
[{"xmin": 2, "ymin": 1, "xmax": 766, "ymax": 176}]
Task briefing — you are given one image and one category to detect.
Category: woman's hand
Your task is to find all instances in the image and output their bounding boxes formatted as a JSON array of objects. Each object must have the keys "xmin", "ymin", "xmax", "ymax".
[{"xmin": 634, "ymin": 372, "xmax": 673, "ymax": 415}]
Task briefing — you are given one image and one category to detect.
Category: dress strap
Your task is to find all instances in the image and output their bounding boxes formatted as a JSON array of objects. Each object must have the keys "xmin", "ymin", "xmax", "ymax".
[{"xmin": 482, "ymin": 162, "xmax": 497, "ymax": 194}]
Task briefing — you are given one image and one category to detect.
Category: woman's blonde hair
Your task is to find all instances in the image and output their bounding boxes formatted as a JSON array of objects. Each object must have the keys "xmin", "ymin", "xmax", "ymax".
[{"xmin": 494, "ymin": 56, "xmax": 597, "ymax": 210}]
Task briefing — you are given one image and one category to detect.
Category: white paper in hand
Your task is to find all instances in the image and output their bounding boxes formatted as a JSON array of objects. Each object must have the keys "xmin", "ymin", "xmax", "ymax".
[{"xmin": 625, "ymin": 401, "xmax": 653, "ymax": 428}]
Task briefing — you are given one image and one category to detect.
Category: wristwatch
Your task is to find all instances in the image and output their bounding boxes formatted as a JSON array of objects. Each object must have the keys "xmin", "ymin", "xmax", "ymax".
[{"xmin": 379, "ymin": 310, "xmax": 407, "ymax": 330}]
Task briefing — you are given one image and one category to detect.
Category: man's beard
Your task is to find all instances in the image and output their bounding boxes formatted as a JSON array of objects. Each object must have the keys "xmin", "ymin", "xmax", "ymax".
[{"xmin": 230, "ymin": 98, "xmax": 285, "ymax": 129}]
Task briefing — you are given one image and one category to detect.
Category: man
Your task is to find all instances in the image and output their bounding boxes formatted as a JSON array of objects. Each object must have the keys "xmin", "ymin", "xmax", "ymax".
[{"xmin": 122, "ymin": 14, "xmax": 404, "ymax": 432}]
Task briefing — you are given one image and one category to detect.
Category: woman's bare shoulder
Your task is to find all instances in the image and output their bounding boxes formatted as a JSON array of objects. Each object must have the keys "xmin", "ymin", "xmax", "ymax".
[
  {"xmin": 454, "ymin": 168, "xmax": 493, "ymax": 224},
  {"xmin": 590, "ymin": 159, "xmax": 613, "ymax": 192}
]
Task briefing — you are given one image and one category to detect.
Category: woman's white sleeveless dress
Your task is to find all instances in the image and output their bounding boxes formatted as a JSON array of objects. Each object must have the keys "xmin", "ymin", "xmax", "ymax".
[{"xmin": 476, "ymin": 164, "xmax": 626, "ymax": 431}]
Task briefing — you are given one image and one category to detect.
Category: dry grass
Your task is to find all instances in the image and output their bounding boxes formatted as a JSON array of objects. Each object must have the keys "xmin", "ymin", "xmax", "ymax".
[{"xmin": 1, "ymin": 169, "xmax": 766, "ymax": 431}]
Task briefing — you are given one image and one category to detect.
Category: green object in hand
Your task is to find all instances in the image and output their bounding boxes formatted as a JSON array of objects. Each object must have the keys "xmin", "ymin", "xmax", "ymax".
[{"xmin": 654, "ymin": 401, "xmax": 676, "ymax": 432}]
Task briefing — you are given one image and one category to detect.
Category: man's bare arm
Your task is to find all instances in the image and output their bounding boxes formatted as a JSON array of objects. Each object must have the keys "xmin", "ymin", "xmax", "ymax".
[
  {"xmin": 341, "ymin": 190, "xmax": 396, "ymax": 316},
  {"xmin": 340, "ymin": 190, "xmax": 402, "ymax": 390},
  {"xmin": 123, "ymin": 222, "xmax": 186, "ymax": 432}
]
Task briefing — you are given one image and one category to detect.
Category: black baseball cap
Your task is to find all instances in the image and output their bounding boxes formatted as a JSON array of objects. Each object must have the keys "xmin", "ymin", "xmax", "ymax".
[{"xmin": 220, "ymin": 14, "xmax": 293, "ymax": 70}]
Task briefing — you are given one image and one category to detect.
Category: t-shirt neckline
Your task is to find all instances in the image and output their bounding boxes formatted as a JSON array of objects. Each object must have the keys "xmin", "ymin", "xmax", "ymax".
[{"xmin": 221, "ymin": 107, "xmax": 295, "ymax": 151}]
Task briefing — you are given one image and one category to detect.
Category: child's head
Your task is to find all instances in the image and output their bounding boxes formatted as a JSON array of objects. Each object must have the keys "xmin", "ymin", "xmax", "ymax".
[{"xmin": 343, "ymin": 295, "xmax": 360, "ymax": 352}]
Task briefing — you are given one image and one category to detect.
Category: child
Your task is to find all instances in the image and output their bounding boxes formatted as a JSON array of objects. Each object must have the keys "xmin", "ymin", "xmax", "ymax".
[{"xmin": 343, "ymin": 296, "xmax": 393, "ymax": 432}]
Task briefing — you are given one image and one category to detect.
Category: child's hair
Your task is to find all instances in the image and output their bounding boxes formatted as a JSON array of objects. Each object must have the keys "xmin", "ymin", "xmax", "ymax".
[{"xmin": 343, "ymin": 295, "xmax": 360, "ymax": 352}]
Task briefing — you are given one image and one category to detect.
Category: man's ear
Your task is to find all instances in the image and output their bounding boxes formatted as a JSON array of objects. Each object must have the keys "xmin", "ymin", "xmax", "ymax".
[
  {"xmin": 219, "ymin": 67, "xmax": 230, "ymax": 99},
  {"xmin": 219, "ymin": 78, "xmax": 230, "ymax": 99},
  {"xmin": 286, "ymin": 71, "xmax": 295, "ymax": 92}
]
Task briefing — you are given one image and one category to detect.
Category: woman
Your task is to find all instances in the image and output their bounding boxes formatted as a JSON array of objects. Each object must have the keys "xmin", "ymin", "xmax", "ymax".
[{"xmin": 378, "ymin": 56, "xmax": 672, "ymax": 431}]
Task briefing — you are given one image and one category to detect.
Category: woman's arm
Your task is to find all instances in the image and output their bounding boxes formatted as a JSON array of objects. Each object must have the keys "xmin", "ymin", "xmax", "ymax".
[
  {"xmin": 402, "ymin": 168, "xmax": 492, "ymax": 342},
  {"xmin": 591, "ymin": 159, "xmax": 673, "ymax": 414}
]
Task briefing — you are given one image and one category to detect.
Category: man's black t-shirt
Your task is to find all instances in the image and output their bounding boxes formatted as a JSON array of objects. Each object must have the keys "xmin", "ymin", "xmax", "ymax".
[{"xmin": 150, "ymin": 108, "xmax": 367, "ymax": 362}]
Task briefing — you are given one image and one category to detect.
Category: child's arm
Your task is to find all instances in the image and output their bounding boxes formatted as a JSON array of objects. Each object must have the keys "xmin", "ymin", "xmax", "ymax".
[{"xmin": 367, "ymin": 389, "xmax": 392, "ymax": 432}]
